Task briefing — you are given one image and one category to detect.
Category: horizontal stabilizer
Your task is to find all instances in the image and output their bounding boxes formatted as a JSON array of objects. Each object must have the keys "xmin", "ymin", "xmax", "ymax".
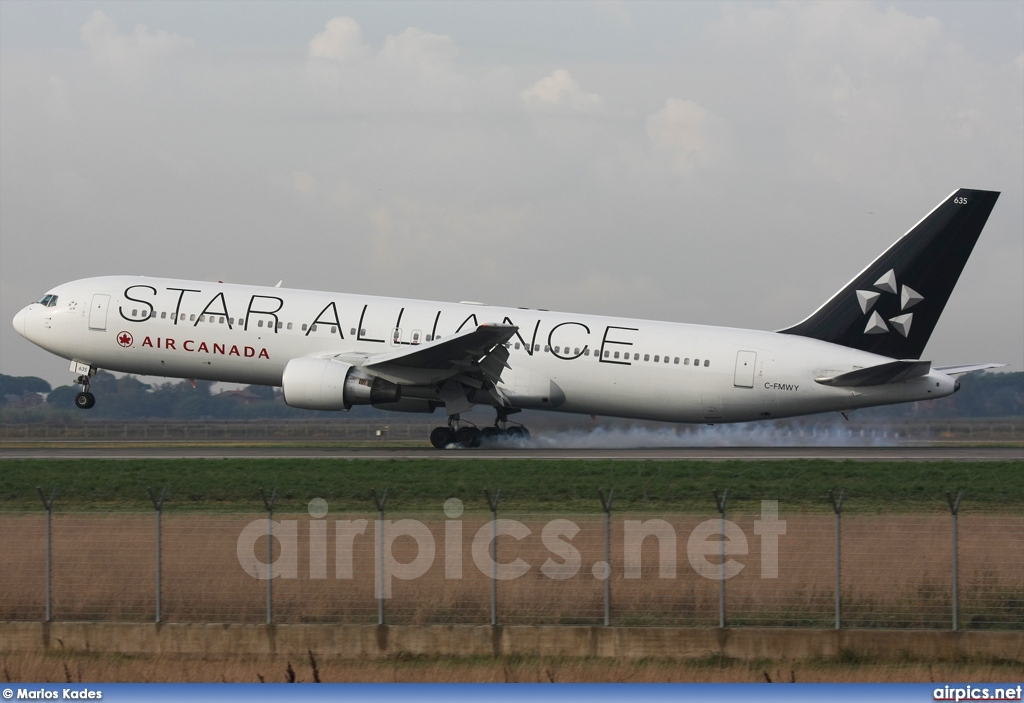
[
  {"xmin": 816, "ymin": 359, "xmax": 931, "ymax": 387},
  {"xmin": 934, "ymin": 363, "xmax": 1005, "ymax": 376}
]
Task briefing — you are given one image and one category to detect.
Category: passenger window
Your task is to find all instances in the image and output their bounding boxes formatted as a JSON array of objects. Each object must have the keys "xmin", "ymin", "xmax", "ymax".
[
  {"xmin": 350, "ymin": 328, "xmax": 356, "ymax": 335},
  {"xmin": 132, "ymin": 309, "xmax": 138, "ymax": 316},
  {"xmin": 190, "ymin": 314, "xmax": 196, "ymax": 322},
  {"xmin": 220, "ymin": 317, "xmax": 225, "ymax": 324},
  {"xmin": 287, "ymin": 322, "xmax": 293, "ymax": 330},
  {"xmin": 515, "ymin": 343, "xmax": 520, "ymax": 350},
  {"xmin": 200, "ymin": 315, "xmax": 206, "ymax": 322},
  {"xmin": 664, "ymin": 356, "xmax": 670, "ymax": 363},
  {"xmin": 613, "ymin": 351, "xmax": 620, "ymax": 359},
  {"xmin": 301, "ymin": 324, "xmax": 307, "ymax": 331},
  {"xmin": 604, "ymin": 350, "xmax": 610, "ymax": 358},
  {"xmin": 426, "ymin": 335, "xmax": 433, "ymax": 342},
  {"xmin": 633, "ymin": 353, "xmax": 639, "ymax": 361},
  {"xmin": 237, "ymin": 318, "xmax": 243, "ymax": 326},
  {"xmin": 228, "ymin": 318, "xmax": 233, "ymax": 325},
  {"xmin": 553, "ymin": 346, "xmax": 559, "ymax": 353},
  {"xmin": 654, "ymin": 355, "xmax": 659, "ymax": 362},
  {"xmin": 694, "ymin": 358, "xmax": 700, "ymax": 366},
  {"xmin": 360, "ymin": 329, "xmax": 366, "ymax": 336},
  {"xmin": 674, "ymin": 357, "xmax": 679, "ymax": 364},
  {"xmin": 258, "ymin": 320, "xmax": 264, "ymax": 328},
  {"xmin": 685, "ymin": 358, "xmax": 690, "ymax": 365},
  {"xmin": 161, "ymin": 312, "xmax": 167, "ymax": 319},
  {"xmin": 533, "ymin": 344, "xmax": 539, "ymax": 352},
  {"xmin": 544, "ymin": 345, "xmax": 550, "ymax": 352},
  {"xmin": 311, "ymin": 324, "xmax": 317, "ymax": 331},
  {"xmin": 331, "ymin": 326, "xmax": 337, "ymax": 334},
  {"xmin": 574, "ymin": 348, "xmax": 580, "ymax": 355},
  {"xmin": 704, "ymin": 359, "xmax": 710, "ymax": 367}
]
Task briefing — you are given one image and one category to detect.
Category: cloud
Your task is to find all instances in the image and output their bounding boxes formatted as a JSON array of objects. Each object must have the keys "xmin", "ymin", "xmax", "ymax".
[
  {"xmin": 645, "ymin": 99, "xmax": 713, "ymax": 171},
  {"xmin": 304, "ymin": 18, "xmax": 468, "ymax": 112},
  {"xmin": 308, "ymin": 16, "xmax": 365, "ymax": 61},
  {"xmin": 382, "ymin": 27, "xmax": 459, "ymax": 71},
  {"xmin": 521, "ymin": 69, "xmax": 604, "ymax": 111},
  {"xmin": 79, "ymin": 10, "xmax": 192, "ymax": 78}
]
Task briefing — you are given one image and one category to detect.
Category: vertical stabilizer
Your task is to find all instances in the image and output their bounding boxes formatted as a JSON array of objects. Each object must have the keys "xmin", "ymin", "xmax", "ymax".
[{"xmin": 779, "ymin": 189, "xmax": 999, "ymax": 359}]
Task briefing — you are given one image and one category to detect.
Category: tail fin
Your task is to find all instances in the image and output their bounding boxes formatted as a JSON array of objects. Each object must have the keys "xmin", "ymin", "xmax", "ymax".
[{"xmin": 779, "ymin": 188, "xmax": 999, "ymax": 359}]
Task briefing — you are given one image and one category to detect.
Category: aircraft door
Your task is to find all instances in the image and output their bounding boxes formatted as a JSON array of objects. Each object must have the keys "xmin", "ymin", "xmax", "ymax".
[
  {"xmin": 734, "ymin": 350, "xmax": 757, "ymax": 388},
  {"xmin": 89, "ymin": 294, "xmax": 110, "ymax": 331}
]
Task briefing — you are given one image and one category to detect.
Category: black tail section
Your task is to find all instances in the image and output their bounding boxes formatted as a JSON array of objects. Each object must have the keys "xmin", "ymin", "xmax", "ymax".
[{"xmin": 780, "ymin": 189, "xmax": 999, "ymax": 359}]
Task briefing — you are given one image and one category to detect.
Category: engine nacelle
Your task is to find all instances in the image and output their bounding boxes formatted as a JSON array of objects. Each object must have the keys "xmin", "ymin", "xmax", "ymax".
[{"xmin": 282, "ymin": 357, "xmax": 400, "ymax": 411}]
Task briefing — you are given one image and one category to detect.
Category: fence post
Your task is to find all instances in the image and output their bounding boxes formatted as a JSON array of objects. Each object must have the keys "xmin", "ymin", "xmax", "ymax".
[
  {"xmin": 37, "ymin": 488, "xmax": 58, "ymax": 623},
  {"xmin": 828, "ymin": 489, "xmax": 846, "ymax": 630},
  {"xmin": 258, "ymin": 488, "xmax": 277, "ymax": 625},
  {"xmin": 946, "ymin": 490, "xmax": 963, "ymax": 631},
  {"xmin": 713, "ymin": 489, "xmax": 728, "ymax": 629},
  {"xmin": 485, "ymin": 488, "xmax": 502, "ymax": 626},
  {"xmin": 148, "ymin": 488, "xmax": 168, "ymax": 623},
  {"xmin": 598, "ymin": 489, "xmax": 614, "ymax": 627},
  {"xmin": 371, "ymin": 488, "xmax": 389, "ymax": 626}
]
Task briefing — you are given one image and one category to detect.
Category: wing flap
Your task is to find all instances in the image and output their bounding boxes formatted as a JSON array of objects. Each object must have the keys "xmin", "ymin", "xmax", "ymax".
[
  {"xmin": 934, "ymin": 363, "xmax": 1005, "ymax": 376},
  {"xmin": 816, "ymin": 359, "xmax": 931, "ymax": 387},
  {"xmin": 362, "ymin": 323, "xmax": 518, "ymax": 386}
]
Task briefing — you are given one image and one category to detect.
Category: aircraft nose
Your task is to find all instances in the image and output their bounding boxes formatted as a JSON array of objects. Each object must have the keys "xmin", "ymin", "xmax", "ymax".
[{"xmin": 12, "ymin": 306, "xmax": 28, "ymax": 338}]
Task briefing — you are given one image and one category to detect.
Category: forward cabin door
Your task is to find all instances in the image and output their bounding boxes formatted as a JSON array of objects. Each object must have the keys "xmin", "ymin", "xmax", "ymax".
[
  {"xmin": 88, "ymin": 294, "xmax": 110, "ymax": 330},
  {"xmin": 734, "ymin": 350, "xmax": 757, "ymax": 388}
]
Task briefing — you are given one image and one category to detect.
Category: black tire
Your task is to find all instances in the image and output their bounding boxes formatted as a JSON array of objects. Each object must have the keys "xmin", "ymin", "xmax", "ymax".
[
  {"xmin": 455, "ymin": 426, "xmax": 481, "ymax": 448},
  {"xmin": 75, "ymin": 392, "xmax": 95, "ymax": 410},
  {"xmin": 505, "ymin": 425, "xmax": 526, "ymax": 440},
  {"xmin": 429, "ymin": 426, "xmax": 454, "ymax": 449},
  {"xmin": 480, "ymin": 427, "xmax": 500, "ymax": 440}
]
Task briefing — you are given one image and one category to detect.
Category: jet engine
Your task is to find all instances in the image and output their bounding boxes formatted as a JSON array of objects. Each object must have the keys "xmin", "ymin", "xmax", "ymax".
[{"xmin": 282, "ymin": 357, "xmax": 400, "ymax": 411}]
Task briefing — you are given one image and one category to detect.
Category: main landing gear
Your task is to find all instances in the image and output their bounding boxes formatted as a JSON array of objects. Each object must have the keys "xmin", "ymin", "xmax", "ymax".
[
  {"xmin": 428, "ymin": 409, "xmax": 531, "ymax": 449},
  {"xmin": 73, "ymin": 373, "xmax": 96, "ymax": 410}
]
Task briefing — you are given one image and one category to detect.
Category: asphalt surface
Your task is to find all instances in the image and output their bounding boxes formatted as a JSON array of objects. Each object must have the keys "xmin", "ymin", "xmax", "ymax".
[{"xmin": 1, "ymin": 444, "xmax": 1020, "ymax": 461}]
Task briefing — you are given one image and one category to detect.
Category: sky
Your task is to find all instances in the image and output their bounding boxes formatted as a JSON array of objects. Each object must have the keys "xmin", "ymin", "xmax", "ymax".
[{"xmin": 1, "ymin": 1, "xmax": 1022, "ymax": 386}]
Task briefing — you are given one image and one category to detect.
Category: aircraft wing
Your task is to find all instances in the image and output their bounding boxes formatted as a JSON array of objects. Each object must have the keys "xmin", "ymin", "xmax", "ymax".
[
  {"xmin": 328, "ymin": 323, "xmax": 517, "ymax": 402},
  {"xmin": 815, "ymin": 359, "xmax": 932, "ymax": 387},
  {"xmin": 934, "ymin": 363, "xmax": 1006, "ymax": 376}
]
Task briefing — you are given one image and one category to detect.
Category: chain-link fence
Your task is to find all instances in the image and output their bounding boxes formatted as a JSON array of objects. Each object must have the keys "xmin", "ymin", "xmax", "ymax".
[{"xmin": 1, "ymin": 494, "xmax": 1021, "ymax": 630}]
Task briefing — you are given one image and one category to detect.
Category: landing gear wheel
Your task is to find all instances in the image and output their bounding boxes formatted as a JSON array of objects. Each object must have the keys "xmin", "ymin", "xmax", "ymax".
[
  {"xmin": 505, "ymin": 425, "xmax": 529, "ymax": 440},
  {"xmin": 74, "ymin": 392, "xmax": 96, "ymax": 410},
  {"xmin": 455, "ymin": 426, "xmax": 481, "ymax": 448},
  {"xmin": 429, "ymin": 426, "xmax": 454, "ymax": 449},
  {"xmin": 480, "ymin": 426, "xmax": 500, "ymax": 440}
]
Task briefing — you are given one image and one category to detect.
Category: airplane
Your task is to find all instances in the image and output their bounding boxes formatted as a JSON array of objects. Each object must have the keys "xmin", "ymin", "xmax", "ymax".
[{"xmin": 11, "ymin": 188, "xmax": 1003, "ymax": 448}]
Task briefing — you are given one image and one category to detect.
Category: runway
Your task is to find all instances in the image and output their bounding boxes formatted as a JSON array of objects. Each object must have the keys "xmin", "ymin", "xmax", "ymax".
[{"xmin": 1, "ymin": 444, "xmax": 1020, "ymax": 461}]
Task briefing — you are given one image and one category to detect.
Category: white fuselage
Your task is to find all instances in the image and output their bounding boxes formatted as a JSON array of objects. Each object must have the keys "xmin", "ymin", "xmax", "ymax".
[{"xmin": 12, "ymin": 276, "xmax": 957, "ymax": 423}]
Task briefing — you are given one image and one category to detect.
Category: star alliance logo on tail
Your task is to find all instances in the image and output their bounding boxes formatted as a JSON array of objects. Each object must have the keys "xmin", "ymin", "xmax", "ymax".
[{"xmin": 855, "ymin": 269, "xmax": 923, "ymax": 338}]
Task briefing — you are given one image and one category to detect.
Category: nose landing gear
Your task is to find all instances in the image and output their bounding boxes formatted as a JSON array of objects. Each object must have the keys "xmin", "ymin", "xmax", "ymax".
[{"xmin": 73, "ymin": 372, "xmax": 96, "ymax": 410}]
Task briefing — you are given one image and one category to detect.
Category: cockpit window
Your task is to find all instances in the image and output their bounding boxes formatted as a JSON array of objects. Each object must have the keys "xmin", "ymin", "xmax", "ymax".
[{"xmin": 37, "ymin": 294, "xmax": 58, "ymax": 307}]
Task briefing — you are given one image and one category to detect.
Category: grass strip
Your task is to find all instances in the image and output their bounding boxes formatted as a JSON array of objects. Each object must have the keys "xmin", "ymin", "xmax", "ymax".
[{"xmin": 1, "ymin": 458, "xmax": 1021, "ymax": 513}]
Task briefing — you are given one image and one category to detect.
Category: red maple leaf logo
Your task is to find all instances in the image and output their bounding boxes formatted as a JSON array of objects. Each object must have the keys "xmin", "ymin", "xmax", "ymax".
[{"xmin": 117, "ymin": 332, "xmax": 133, "ymax": 347}]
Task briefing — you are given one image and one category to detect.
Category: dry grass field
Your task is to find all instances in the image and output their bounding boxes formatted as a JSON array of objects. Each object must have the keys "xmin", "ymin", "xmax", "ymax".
[
  {"xmin": 2, "ymin": 512, "xmax": 1021, "ymax": 628},
  {"xmin": 3, "ymin": 650, "xmax": 1022, "ymax": 683}
]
